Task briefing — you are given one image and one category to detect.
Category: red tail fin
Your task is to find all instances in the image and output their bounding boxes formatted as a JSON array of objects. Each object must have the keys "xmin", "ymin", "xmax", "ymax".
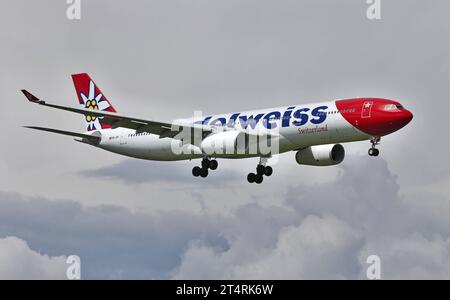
[{"xmin": 71, "ymin": 73, "xmax": 117, "ymax": 131}]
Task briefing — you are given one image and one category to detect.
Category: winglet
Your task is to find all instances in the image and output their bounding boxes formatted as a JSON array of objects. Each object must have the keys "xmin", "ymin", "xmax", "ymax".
[{"xmin": 21, "ymin": 89, "xmax": 45, "ymax": 104}]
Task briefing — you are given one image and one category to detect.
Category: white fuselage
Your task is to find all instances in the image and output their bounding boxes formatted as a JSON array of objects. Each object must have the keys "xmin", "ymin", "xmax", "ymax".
[{"xmin": 94, "ymin": 101, "xmax": 370, "ymax": 161}]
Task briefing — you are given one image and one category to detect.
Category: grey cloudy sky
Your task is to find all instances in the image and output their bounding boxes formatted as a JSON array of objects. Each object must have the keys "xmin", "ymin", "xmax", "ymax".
[{"xmin": 0, "ymin": 0, "xmax": 449, "ymax": 279}]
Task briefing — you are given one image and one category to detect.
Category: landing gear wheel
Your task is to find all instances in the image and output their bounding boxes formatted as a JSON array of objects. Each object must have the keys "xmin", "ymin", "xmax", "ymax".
[
  {"xmin": 194, "ymin": 158, "xmax": 218, "ymax": 178},
  {"xmin": 368, "ymin": 148, "xmax": 380, "ymax": 157},
  {"xmin": 209, "ymin": 159, "xmax": 218, "ymax": 170},
  {"xmin": 192, "ymin": 166, "xmax": 201, "ymax": 177},
  {"xmin": 372, "ymin": 148, "xmax": 380, "ymax": 157},
  {"xmin": 247, "ymin": 173, "xmax": 256, "ymax": 183},
  {"xmin": 200, "ymin": 168, "xmax": 208, "ymax": 178},
  {"xmin": 255, "ymin": 175, "xmax": 264, "ymax": 184},
  {"xmin": 201, "ymin": 159, "xmax": 211, "ymax": 169},
  {"xmin": 264, "ymin": 166, "xmax": 273, "ymax": 176},
  {"xmin": 248, "ymin": 158, "xmax": 273, "ymax": 183},
  {"xmin": 368, "ymin": 137, "xmax": 381, "ymax": 157},
  {"xmin": 256, "ymin": 165, "xmax": 265, "ymax": 175}
]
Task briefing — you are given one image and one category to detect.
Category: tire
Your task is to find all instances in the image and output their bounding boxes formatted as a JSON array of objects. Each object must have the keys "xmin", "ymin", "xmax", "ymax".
[
  {"xmin": 373, "ymin": 149, "xmax": 380, "ymax": 157},
  {"xmin": 209, "ymin": 160, "xmax": 218, "ymax": 170},
  {"xmin": 192, "ymin": 166, "xmax": 201, "ymax": 177},
  {"xmin": 264, "ymin": 166, "xmax": 273, "ymax": 176},
  {"xmin": 201, "ymin": 159, "xmax": 210, "ymax": 169},
  {"xmin": 368, "ymin": 148, "xmax": 374, "ymax": 156},
  {"xmin": 247, "ymin": 173, "xmax": 256, "ymax": 183},
  {"xmin": 255, "ymin": 175, "xmax": 263, "ymax": 184},
  {"xmin": 256, "ymin": 165, "xmax": 265, "ymax": 175},
  {"xmin": 200, "ymin": 168, "xmax": 208, "ymax": 178}
]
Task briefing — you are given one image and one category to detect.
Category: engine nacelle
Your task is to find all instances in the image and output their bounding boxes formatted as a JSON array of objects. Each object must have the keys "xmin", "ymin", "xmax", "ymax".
[
  {"xmin": 295, "ymin": 144, "xmax": 345, "ymax": 166},
  {"xmin": 201, "ymin": 131, "xmax": 248, "ymax": 155},
  {"xmin": 84, "ymin": 130, "xmax": 102, "ymax": 146}
]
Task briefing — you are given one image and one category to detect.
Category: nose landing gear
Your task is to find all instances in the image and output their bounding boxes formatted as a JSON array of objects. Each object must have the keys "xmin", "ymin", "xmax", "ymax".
[
  {"xmin": 192, "ymin": 158, "xmax": 218, "ymax": 178},
  {"xmin": 247, "ymin": 158, "xmax": 273, "ymax": 184},
  {"xmin": 368, "ymin": 137, "xmax": 380, "ymax": 157}
]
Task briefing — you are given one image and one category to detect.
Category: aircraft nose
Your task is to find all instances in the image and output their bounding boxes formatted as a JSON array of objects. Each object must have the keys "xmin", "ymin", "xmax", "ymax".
[
  {"xmin": 401, "ymin": 109, "xmax": 414, "ymax": 126},
  {"xmin": 389, "ymin": 108, "xmax": 413, "ymax": 132}
]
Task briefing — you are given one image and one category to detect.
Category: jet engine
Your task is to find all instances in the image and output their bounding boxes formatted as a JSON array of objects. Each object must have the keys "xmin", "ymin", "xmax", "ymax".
[{"xmin": 295, "ymin": 144, "xmax": 345, "ymax": 166}]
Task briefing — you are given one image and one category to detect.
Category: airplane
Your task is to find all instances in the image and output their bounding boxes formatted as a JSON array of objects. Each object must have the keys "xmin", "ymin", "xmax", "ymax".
[{"xmin": 22, "ymin": 73, "xmax": 413, "ymax": 184}]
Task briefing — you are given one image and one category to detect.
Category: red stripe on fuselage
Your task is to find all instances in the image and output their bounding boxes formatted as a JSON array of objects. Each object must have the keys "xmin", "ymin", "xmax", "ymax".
[{"xmin": 335, "ymin": 98, "xmax": 413, "ymax": 137}]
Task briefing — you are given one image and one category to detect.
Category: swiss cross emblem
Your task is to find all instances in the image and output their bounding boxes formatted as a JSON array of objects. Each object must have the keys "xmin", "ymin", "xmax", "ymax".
[{"xmin": 361, "ymin": 101, "xmax": 373, "ymax": 118}]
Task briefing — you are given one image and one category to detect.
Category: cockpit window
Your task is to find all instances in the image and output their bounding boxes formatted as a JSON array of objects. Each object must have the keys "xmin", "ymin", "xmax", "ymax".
[
  {"xmin": 384, "ymin": 104, "xmax": 397, "ymax": 111},
  {"xmin": 384, "ymin": 104, "xmax": 404, "ymax": 111}
]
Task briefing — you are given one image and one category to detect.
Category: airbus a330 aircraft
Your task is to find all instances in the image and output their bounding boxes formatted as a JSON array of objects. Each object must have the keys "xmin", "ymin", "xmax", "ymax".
[{"xmin": 23, "ymin": 73, "xmax": 413, "ymax": 184}]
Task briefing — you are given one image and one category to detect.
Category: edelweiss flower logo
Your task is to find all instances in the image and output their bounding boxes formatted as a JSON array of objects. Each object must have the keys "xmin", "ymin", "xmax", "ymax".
[{"xmin": 80, "ymin": 80, "xmax": 112, "ymax": 131}]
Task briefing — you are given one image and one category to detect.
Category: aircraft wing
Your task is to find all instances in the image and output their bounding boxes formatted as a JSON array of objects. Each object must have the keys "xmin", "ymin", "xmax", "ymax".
[{"xmin": 22, "ymin": 89, "xmax": 213, "ymax": 140}]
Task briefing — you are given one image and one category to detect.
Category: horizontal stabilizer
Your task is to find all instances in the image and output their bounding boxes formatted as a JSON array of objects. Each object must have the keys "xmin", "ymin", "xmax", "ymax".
[{"xmin": 24, "ymin": 126, "xmax": 101, "ymax": 144}]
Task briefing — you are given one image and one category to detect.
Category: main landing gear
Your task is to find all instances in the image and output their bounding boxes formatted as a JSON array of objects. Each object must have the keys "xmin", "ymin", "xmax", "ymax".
[
  {"xmin": 247, "ymin": 158, "xmax": 273, "ymax": 184},
  {"xmin": 368, "ymin": 137, "xmax": 380, "ymax": 157},
  {"xmin": 192, "ymin": 158, "xmax": 218, "ymax": 178}
]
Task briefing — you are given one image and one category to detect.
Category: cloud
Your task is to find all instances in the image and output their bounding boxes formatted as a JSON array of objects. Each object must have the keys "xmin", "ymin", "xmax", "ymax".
[
  {"xmin": 79, "ymin": 159, "xmax": 240, "ymax": 184},
  {"xmin": 2, "ymin": 155, "xmax": 450, "ymax": 279},
  {"xmin": 0, "ymin": 191, "xmax": 228, "ymax": 279},
  {"xmin": 359, "ymin": 233, "xmax": 450, "ymax": 280},
  {"xmin": 173, "ymin": 214, "xmax": 364, "ymax": 279},
  {"xmin": 0, "ymin": 236, "xmax": 67, "ymax": 280},
  {"xmin": 241, "ymin": 215, "xmax": 362, "ymax": 279},
  {"xmin": 171, "ymin": 157, "xmax": 450, "ymax": 279}
]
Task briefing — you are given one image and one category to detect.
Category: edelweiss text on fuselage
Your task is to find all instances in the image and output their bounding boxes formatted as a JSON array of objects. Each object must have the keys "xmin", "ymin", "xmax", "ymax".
[{"xmin": 195, "ymin": 106, "xmax": 329, "ymax": 129}]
